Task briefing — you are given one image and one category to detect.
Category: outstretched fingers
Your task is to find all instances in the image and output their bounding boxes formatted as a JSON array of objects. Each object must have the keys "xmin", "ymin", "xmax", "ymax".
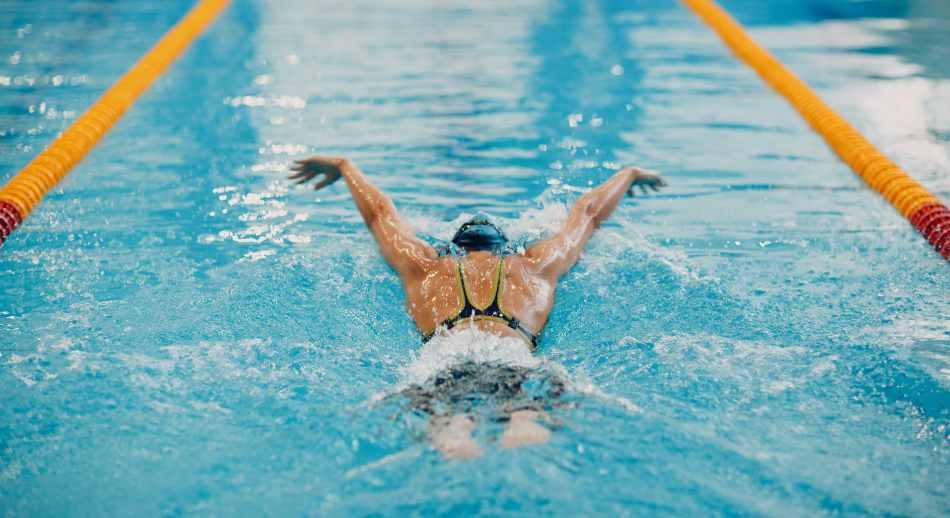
[
  {"xmin": 626, "ymin": 171, "xmax": 667, "ymax": 197},
  {"xmin": 312, "ymin": 176, "xmax": 334, "ymax": 190},
  {"xmin": 288, "ymin": 157, "xmax": 345, "ymax": 192},
  {"xmin": 288, "ymin": 170, "xmax": 317, "ymax": 183},
  {"xmin": 288, "ymin": 159, "xmax": 325, "ymax": 184}
]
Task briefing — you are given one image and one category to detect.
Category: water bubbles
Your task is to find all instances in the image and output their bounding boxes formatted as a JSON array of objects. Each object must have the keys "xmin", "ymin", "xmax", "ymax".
[
  {"xmin": 225, "ymin": 95, "xmax": 306, "ymax": 109},
  {"xmin": 558, "ymin": 137, "xmax": 586, "ymax": 150},
  {"xmin": 399, "ymin": 327, "xmax": 540, "ymax": 386},
  {"xmin": 257, "ymin": 142, "xmax": 307, "ymax": 155},
  {"xmin": 240, "ymin": 249, "xmax": 277, "ymax": 263}
]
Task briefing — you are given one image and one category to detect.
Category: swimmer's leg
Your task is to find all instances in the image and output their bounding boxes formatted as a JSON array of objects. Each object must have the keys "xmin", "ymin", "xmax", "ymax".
[
  {"xmin": 500, "ymin": 410, "xmax": 551, "ymax": 449},
  {"xmin": 428, "ymin": 414, "xmax": 482, "ymax": 460}
]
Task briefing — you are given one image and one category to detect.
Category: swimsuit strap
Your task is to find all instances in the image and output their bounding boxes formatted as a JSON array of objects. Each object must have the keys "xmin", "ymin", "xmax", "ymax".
[
  {"xmin": 458, "ymin": 257, "xmax": 503, "ymax": 310},
  {"xmin": 424, "ymin": 257, "xmax": 541, "ymax": 350}
]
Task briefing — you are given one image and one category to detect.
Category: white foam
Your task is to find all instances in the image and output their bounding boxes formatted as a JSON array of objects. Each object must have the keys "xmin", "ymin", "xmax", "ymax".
[
  {"xmin": 568, "ymin": 375, "xmax": 642, "ymax": 414},
  {"xmin": 343, "ymin": 446, "xmax": 423, "ymax": 480},
  {"xmin": 399, "ymin": 326, "xmax": 540, "ymax": 387},
  {"xmin": 364, "ymin": 327, "xmax": 642, "ymax": 416}
]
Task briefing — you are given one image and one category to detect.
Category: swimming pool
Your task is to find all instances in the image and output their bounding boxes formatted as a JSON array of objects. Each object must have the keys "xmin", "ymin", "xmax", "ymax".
[{"xmin": 1, "ymin": 0, "xmax": 948, "ymax": 514}]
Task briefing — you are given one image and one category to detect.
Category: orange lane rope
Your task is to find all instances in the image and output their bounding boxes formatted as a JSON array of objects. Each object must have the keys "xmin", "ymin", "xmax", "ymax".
[
  {"xmin": 0, "ymin": 0, "xmax": 231, "ymax": 246},
  {"xmin": 681, "ymin": 0, "xmax": 950, "ymax": 260}
]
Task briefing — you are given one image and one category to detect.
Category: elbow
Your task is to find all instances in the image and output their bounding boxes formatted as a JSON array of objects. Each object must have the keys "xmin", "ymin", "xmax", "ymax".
[
  {"xmin": 582, "ymin": 199, "xmax": 604, "ymax": 227},
  {"xmin": 582, "ymin": 199, "xmax": 597, "ymax": 218},
  {"xmin": 368, "ymin": 196, "xmax": 395, "ymax": 226}
]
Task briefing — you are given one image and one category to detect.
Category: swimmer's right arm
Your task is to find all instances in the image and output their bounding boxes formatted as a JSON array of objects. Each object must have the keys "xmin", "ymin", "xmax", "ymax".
[
  {"xmin": 525, "ymin": 167, "xmax": 665, "ymax": 279},
  {"xmin": 290, "ymin": 156, "xmax": 436, "ymax": 274}
]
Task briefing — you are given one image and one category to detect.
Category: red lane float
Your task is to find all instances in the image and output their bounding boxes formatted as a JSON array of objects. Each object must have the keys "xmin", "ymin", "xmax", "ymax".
[{"xmin": 0, "ymin": 200, "xmax": 22, "ymax": 245}]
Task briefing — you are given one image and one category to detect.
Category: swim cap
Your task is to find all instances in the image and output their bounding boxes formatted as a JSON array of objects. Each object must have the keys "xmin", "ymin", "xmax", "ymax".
[{"xmin": 451, "ymin": 214, "xmax": 509, "ymax": 252}]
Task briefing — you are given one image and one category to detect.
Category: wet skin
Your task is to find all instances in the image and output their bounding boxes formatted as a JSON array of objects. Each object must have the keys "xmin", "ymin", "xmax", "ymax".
[
  {"xmin": 289, "ymin": 156, "xmax": 666, "ymax": 348},
  {"xmin": 290, "ymin": 156, "xmax": 664, "ymax": 458}
]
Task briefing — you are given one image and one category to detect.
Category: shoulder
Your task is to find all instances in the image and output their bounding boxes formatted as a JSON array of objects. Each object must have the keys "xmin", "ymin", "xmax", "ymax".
[
  {"xmin": 503, "ymin": 253, "xmax": 545, "ymax": 278},
  {"xmin": 421, "ymin": 255, "xmax": 458, "ymax": 275},
  {"xmin": 400, "ymin": 256, "xmax": 455, "ymax": 289},
  {"xmin": 507, "ymin": 248, "xmax": 565, "ymax": 283}
]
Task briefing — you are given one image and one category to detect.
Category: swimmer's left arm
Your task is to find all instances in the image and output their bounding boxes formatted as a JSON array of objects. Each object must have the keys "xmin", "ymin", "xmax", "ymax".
[{"xmin": 290, "ymin": 156, "xmax": 437, "ymax": 275}]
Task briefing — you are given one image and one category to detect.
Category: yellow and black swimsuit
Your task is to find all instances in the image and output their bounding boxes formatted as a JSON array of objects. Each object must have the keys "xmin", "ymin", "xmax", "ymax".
[{"xmin": 423, "ymin": 257, "xmax": 539, "ymax": 349}]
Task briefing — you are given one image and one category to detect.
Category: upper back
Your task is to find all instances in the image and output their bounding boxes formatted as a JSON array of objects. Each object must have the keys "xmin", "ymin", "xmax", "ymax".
[{"xmin": 401, "ymin": 252, "xmax": 556, "ymax": 336}]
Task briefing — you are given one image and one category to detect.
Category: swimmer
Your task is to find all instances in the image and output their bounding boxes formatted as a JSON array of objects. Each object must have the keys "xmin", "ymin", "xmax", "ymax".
[{"xmin": 290, "ymin": 156, "xmax": 666, "ymax": 459}]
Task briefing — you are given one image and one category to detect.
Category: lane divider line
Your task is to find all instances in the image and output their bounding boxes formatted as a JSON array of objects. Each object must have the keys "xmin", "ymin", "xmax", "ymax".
[
  {"xmin": 0, "ymin": 0, "xmax": 231, "ymax": 246},
  {"xmin": 681, "ymin": 0, "xmax": 949, "ymax": 260}
]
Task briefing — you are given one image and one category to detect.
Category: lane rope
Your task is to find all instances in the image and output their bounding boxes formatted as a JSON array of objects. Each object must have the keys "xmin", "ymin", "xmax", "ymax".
[
  {"xmin": 681, "ymin": 0, "xmax": 950, "ymax": 260},
  {"xmin": 0, "ymin": 0, "xmax": 231, "ymax": 246}
]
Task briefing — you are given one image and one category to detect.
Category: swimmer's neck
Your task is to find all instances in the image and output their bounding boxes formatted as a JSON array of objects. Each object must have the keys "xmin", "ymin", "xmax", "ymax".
[{"xmin": 459, "ymin": 250, "xmax": 498, "ymax": 262}]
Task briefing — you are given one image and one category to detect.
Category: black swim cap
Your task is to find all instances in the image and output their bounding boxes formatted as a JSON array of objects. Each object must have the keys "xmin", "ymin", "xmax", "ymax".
[{"xmin": 451, "ymin": 214, "xmax": 509, "ymax": 252}]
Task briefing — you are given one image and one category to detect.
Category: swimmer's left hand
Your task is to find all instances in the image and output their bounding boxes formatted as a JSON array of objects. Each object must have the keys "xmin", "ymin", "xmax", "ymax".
[
  {"xmin": 624, "ymin": 167, "xmax": 667, "ymax": 197},
  {"xmin": 289, "ymin": 156, "xmax": 346, "ymax": 191}
]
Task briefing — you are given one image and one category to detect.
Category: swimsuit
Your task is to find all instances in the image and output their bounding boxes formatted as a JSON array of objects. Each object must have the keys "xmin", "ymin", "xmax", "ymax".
[
  {"xmin": 423, "ymin": 257, "xmax": 540, "ymax": 349},
  {"xmin": 400, "ymin": 361, "xmax": 567, "ymax": 419}
]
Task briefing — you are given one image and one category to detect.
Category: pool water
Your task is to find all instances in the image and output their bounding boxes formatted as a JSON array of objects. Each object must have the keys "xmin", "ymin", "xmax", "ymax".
[{"xmin": 1, "ymin": 0, "xmax": 948, "ymax": 515}]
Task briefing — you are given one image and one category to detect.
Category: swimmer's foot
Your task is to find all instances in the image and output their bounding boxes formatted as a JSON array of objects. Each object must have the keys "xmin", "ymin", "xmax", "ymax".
[
  {"xmin": 429, "ymin": 415, "xmax": 482, "ymax": 460},
  {"xmin": 501, "ymin": 410, "xmax": 551, "ymax": 449}
]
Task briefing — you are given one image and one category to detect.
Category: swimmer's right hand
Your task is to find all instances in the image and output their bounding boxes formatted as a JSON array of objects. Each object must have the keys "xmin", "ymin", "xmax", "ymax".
[
  {"xmin": 288, "ymin": 156, "xmax": 347, "ymax": 191},
  {"xmin": 623, "ymin": 167, "xmax": 667, "ymax": 197}
]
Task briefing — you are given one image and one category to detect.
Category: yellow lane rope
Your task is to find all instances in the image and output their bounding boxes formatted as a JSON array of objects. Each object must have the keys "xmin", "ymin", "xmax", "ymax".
[
  {"xmin": 0, "ymin": 0, "xmax": 231, "ymax": 245},
  {"xmin": 682, "ymin": 0, "xmax": 950, "ymax": 260}
]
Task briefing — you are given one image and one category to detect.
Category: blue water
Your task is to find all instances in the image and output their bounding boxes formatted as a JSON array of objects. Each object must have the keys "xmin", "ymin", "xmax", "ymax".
[{"xmin": 1, "ymin": 0, "xmax": 948, "ymax": 515}]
